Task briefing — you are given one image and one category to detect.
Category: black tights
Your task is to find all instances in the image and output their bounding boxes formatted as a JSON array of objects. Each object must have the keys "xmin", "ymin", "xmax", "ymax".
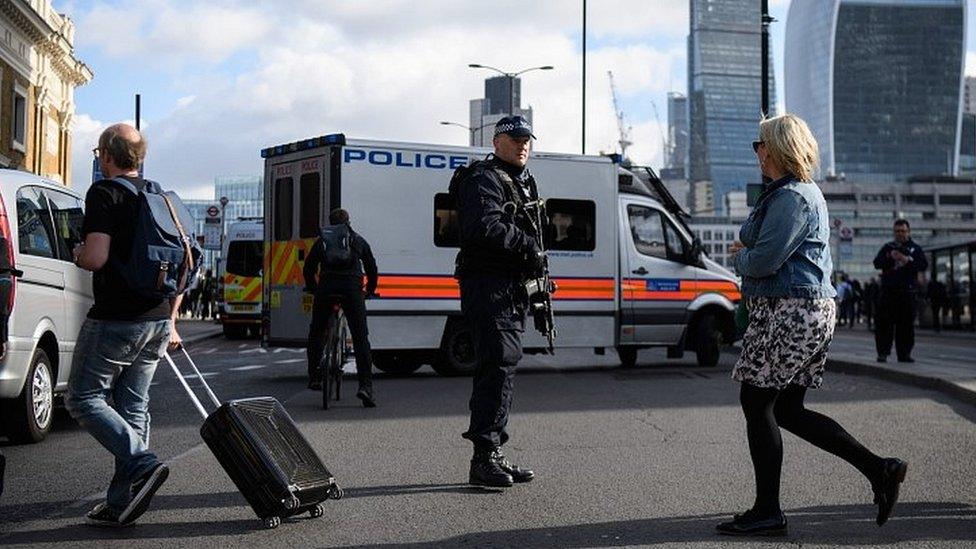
[{"xmin": 739, "ymin": 383, "xmax": 885, "ymax": 515}]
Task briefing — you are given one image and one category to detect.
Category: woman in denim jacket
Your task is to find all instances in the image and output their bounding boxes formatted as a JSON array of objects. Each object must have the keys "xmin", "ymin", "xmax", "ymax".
[{"xmin": 716, "ymin": 114, "xmax": 907, "ymax": 536}]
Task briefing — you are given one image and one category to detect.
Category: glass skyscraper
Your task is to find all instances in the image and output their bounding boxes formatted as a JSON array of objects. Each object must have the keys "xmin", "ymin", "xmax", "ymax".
[
  {"xmin": 785, "ymin": 0, "xmax": 966, "ymax": 182},
  {"xmin": 688, "ymin": 0, "xmax": 775, "ymax": 214}
]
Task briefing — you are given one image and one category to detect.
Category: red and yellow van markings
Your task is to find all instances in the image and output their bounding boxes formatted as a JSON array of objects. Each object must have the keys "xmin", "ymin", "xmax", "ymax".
[
  {"xmin": 223, "ymin": 274, "xmax": 262, "ymax": 303},
  {"xmin": 268, "ymin": 239, "xmax": 317, "ymax": 286},
  {"xmin": 373, "ymin": 275, "xmax": 616, "ymax": 301},
  {"xmin": 622, "ymin": 278, "xmax": 740, "ymax": 301}
]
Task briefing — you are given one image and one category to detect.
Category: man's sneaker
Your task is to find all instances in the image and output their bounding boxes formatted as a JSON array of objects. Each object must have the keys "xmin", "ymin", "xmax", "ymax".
[
  {"xmin": 356, "ymin": 387, "xmax": 377, "ymax": 408},
  {"xmin": 118, "ymin": 462, "xmax": 169, "ymax": 525},
  {"xmin": 491, "ymin": 448, "xmax": 535, "ymax": 483},
  {"xmin": 86, "ymin": 502, "xmax": 129, "ymax": 528},
  {"xmin": 469, "ymin": 449, "xmax": 513, "ymax": 487}
]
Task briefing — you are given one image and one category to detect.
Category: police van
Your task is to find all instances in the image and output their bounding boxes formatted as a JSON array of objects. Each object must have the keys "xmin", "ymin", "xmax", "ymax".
[
  {"xmin": 219, "ymin": 219, "xmax": 264, "ymax": 338},
  {"xmin": 260, "ymin": 134, "xmax": 740, "ymax": 375}
]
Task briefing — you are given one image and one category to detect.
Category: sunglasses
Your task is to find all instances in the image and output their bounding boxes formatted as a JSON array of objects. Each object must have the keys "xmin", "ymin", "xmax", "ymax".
[{"xmin": 752, "ymin": 140, "xmax": 764, "ymax": 153}]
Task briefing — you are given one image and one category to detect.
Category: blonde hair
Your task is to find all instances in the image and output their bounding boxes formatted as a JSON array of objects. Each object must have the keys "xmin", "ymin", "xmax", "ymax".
[{"xmin": 758, "ymin": 113, "xmax": 819, "ymax": 182}]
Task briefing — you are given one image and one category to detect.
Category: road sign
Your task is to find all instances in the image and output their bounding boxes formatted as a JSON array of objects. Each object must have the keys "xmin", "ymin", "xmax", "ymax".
[
  {"xmin": 833, "ymin": 218, "xmax": 843, "ymax": 229},
  {"xmin": 203, "ymin": 217, "xmax": 222, "ymax": 250},
  {"xmin": 839, "ymin": 226, "xmax": 854, "ymax": 241},
  {"xmin": 207, "ymin": 205, "xmax": 220, "ymax": 217}
]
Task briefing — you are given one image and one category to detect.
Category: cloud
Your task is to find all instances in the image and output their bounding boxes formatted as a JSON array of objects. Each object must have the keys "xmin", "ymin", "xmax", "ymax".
[{"xmin": 66, "ymin": 1, "xmax": 689, "ymax": 193}]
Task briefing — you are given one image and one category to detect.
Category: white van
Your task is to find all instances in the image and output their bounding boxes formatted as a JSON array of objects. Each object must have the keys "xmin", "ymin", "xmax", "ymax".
[
  {"xmin": 218, "ymin": 219, "xmax": 264, "ymax": 338},
  {"xmin": 260, "ymin": 135, "xmax": 740, "ymax": 375},
  {"xmin": 0, "ymin": 170, "xmax": 92, "ymax": 443}
]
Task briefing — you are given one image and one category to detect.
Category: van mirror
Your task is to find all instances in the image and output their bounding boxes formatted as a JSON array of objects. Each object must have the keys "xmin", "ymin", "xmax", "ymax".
[{"xmin": 687, "ymin": 237, "xmax": 704, "ymax": 265}]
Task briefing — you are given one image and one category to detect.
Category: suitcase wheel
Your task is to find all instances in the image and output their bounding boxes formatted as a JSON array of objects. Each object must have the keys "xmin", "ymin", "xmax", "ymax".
[
  {"xmin": 329, "ymin": 485, "xmax": 344, "ymax": 500},
  {"xmin": 309, "ymin": 504, "xmax": 325, "ymax": 518},
  {"xmin": 263, "ymin": 516, "xmax": 281, "ymax": 529}
]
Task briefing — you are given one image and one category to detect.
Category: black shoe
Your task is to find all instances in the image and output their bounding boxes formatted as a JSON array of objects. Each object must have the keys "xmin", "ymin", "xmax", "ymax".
[
  {"xmin": 873, "ymin": 458, "xmax": 908, "ymax": 526},
  {"xmin": 308, "ymin": 379, "xmax": 323, "ymax": 391},
  {"xmin": 897, "ymin": 357, "xmax": 915, "ymax": 364},
  {"xmin": 469, "ymin": 449, "xmax": 513, "ymax": 487},
  {"xmin": 876, "ymin": 355, "xmax": 888, "ymax": 363},
  {"xmin": 356, "ymin": 388, "xmax": 376, "ymax": 408},
  {"xmin": 491, "ymin": 448, "xmax": 534, "ymax": 483},
  {"xmin": 119, "ymin": 462, "xmax": 169, "ymax": 525},
  {"xmin": 86, "ymin": 502, "xmax": 130, "ymax": 528},
  {"xmin": 716, "ymin": 509, "xmax": 788, "ymax": 537}
]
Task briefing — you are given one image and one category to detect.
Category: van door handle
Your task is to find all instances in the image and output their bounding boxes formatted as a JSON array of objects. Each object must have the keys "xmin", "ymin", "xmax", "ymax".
[{"xmin": 631, "ymin": 267, "xmax": 648, "ymax": 275}]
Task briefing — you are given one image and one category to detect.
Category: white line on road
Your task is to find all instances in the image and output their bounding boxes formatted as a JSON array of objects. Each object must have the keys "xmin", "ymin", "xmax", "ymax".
[
  {"xmin": 229, "ymin": 365, "xmax": 267, "ymax": 371},
  {"xmin": 240, "ymin": 348, "xmax": 267, "ymax": 354},
  {"xmin": 274, "ymin": 358, "xmax": 304, "ymax": 364}
]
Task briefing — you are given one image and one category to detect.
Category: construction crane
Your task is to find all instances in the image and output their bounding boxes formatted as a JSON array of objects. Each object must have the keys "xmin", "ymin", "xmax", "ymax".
[
  {"xmin": 607, "ymin": 70, "xmax": 632, "ymax": 158},
  {"xmin": 650, "ymin": 99, "xmax": 668, "ymax": 169}
]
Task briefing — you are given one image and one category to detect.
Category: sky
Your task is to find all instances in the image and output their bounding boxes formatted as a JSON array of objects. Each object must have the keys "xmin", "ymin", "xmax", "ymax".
[{"xmin": 54, "ymin": 0, "xmax": 976, "ymax": 199}]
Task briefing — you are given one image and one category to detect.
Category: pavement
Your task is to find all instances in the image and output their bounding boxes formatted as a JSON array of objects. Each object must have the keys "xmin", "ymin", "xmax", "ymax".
[
  {"xmin": 2, "ymin": 337, "xmax": 976, "ymax": 548},
  {"xmin": 822, "ymin": 324, "xmax": 976, "ymax": 407},
  {"xmin": 174, "ymin": 318, "xmax": 223, "ymax": 345}
]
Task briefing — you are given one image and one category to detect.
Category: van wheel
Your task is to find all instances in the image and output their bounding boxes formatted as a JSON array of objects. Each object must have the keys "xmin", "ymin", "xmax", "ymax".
[
  {"xmin": 616, "ymin": 346, "xmax": 638, "ymax": 368},
  {"xmin": 695, "ymin": 314, "xmax": 722, "ymax": 368},
  {"xmin": 223, "ymin": 324, "xmax": 247, "ymax": 339},
  {"xmin": 372, "ymin": 351, "xmax": 423, "ymax": 375},
  {"xmin": 3, "ymin": 348, "xmax": 55, "ymax": 443},
  {"xmin": 433, "ymin": 319, "xmax": 477, "ymax": 376}
]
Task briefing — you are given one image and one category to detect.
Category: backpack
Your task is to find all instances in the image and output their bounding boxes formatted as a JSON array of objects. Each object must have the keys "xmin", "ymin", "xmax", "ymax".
[
  {"xmin": 320, "ymin": 223, "xmax": 354, "ymax": 269},
  {"xmin": 108, "ymin": 178, "xmax": 203, "ymax": 300}
]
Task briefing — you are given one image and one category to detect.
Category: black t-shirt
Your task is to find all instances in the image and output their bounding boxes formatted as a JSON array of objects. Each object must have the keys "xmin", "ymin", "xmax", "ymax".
[{"xmin": 82, "ymin": 176, "xmax": 171, "ymax": 320}]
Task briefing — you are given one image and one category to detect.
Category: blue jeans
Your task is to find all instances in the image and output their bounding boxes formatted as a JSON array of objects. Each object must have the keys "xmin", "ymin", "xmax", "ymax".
[{"xmin": 66, "ymin": 318, "xmax": 171, "ymax": 513}]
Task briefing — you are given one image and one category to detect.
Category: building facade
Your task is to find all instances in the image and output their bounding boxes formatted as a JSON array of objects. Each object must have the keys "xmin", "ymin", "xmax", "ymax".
[
  {"xmin": 785, "ymin": 0, "xmax": 966, "ymax": 182},
  {"xmin": 0, "ymin": 0, "xmax": 91, "ymax": 184},
  {"xmin": 215, "ymin": 174, "xmax": 263, "ymax": 222},
  {"xmin": 688, "ymin": 216, "xmax": 745, "ymax": 269},
  {"xmin": 468, "ymin": 76, "xmax": 533, "ymax": 147},
  {"xmin": 688, "ymin": 0, "xmax": 775, "ymax": 214},
  {"xmin": 666, "ymin": 91, "xmax": 688, "ymax": 178}
]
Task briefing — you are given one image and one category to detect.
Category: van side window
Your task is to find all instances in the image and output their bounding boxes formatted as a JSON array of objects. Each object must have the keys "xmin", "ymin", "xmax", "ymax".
[
  {"xmin": 44, "ymin": 189, "xmax": 85, "ymax": 261},
  {"xmin": 273, "ymin": 177, "xmax": 293, "ymax": 240},
  {"xmin": 545, "ymin": 199, "xmax": 595, "ymax": 251},
  {"xmin": 16, "ymin": 187, "xmax": 56, "ymax": 259},
  {"xmin": 299, "ymin": 172, "xmax": 320, "ymax": 238},
  {"xmin": 627, "ymin": 205, "xmax": 666, "ymax": 259},
  {"xmin": 433, "ymin": 193, "xmax": 459, "ymax": 248},
  {"xmin": 663, "ymin": 219, "xmax": 687, "ymax": 261}
]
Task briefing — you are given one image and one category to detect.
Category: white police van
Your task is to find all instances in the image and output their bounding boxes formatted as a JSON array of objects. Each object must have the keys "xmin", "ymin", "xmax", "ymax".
[
  {"xmin": 0, "ymin": 170, "xmax": 92, "ymax": 442},
  {"xmin": 218, "ymin": 219, "xmax": 264, "ymax": 338},
  {"xmin": 260, "ymin": 135, "xmax": 740, "ymax": 375}
]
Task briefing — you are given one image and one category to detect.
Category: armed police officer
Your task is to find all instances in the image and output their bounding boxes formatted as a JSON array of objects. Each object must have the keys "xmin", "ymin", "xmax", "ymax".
[
  {"xmin": 453, "ymin": 115, "xmax": 547, "ymax": 487},
  {"xmin": 304, "ymin": 208, "xmax": 379, "ymax": 407}
]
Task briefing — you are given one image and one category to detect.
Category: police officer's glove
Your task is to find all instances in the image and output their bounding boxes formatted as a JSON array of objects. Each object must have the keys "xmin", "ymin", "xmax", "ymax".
[{"xmin": 524, "ymin": 247, "xmax": 546, "ymax": 275}]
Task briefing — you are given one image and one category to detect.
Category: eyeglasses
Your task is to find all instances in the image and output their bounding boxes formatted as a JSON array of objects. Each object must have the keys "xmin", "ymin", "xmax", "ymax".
[{"xmin": 752, "ymin": 140, "xmax": 764, "ymax": 153}]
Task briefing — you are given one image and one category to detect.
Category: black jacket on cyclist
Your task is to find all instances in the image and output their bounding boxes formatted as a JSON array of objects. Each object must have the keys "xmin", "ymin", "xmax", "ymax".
[{"xmin": 303, "ymin": 223, "xmax": 378, "ymax": 392}]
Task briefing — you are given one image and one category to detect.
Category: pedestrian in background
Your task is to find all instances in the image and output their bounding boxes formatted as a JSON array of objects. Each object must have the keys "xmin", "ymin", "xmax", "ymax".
[
  {"xmin": 873, "ymin": 219, "xmax": 928, "ymax": 363},
  {"xmin": 66, "ymin": 123, "xmax": 182, "ymax": 526},
  {"xmin": 200, "ymin": 269, "xmax": 215, "ymax": 320},
  {"xmin": 835, "ymin": 274, "xmax": 853, "ymax": 327},
  {"xmin": 851, "ymin": 278, "xmax": 864, "ymax": 326},
  {"xmin": 864, "ymin": 277, "xmax": 880, "ymax": 331},
  {"xmin": 722, "ymin": 113, "xmax": 906, "ymax": 536},
  {"xmin": 926, "ymin": 278, "xmax": 947, "ymax": 333}
]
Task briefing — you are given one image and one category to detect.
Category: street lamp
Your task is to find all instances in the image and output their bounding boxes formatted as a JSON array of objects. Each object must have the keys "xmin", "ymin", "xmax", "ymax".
[
  {"xmin": 439, "ymin": 120, "xmax": 493, "ymax": 146},
  {"xmin": 467, "ymin": 63, "xmax": 554, "ymax": 116}
]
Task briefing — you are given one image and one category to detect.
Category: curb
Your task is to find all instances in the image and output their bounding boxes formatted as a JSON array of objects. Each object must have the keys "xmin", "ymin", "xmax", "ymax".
[{"xmin": 826, "ymin": 358, "xmax": 976, "ymax": 408}]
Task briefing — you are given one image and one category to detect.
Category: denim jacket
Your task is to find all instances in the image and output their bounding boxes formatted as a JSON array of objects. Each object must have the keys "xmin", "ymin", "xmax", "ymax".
[{"xmin": 733, "ymin": 175, "xmax": 836, "ymax": 299}]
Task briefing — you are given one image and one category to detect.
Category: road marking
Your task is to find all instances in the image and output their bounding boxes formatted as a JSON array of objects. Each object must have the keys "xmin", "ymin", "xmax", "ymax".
[
  {"xmin": 273, "ymin": 348, "xmax": 304, "ymax": 354},
  {"xmin": 274, "ymin": 358, "xmax": 304, "ymax": 364},
  {"xmin": 229, "ymin": 365, "xmax": 266, "ymax": 371},
  {"xmin": 240, "ymin": 348, "xmax": 267, "ymax": 354}
]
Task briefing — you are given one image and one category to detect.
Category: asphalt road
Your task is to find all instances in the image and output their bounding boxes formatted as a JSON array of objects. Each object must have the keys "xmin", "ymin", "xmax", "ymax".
[{"xmin": 1, "ymin": 338, "xmax": 975, "ymax": 548}]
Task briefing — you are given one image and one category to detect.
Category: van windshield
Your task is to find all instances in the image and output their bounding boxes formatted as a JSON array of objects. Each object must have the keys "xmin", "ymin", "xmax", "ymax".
[{"xmin": 226, "ymin": 241, "xmax": 263, "ymax": 278}]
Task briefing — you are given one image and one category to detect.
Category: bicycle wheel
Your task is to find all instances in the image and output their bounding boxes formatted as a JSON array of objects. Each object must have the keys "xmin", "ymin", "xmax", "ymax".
[
  {"xmin": 333, "ymin": 310, "xmax": 346, "ymax": 401},
  {"xmin": 322, "ymin": 315, "xmax": 339, "ymax": 410}
]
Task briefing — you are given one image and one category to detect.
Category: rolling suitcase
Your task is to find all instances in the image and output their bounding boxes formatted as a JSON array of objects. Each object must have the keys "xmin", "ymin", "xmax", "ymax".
[{"xmin": 165, "ymin": 347, "xmax": 343, "ymax": 529}]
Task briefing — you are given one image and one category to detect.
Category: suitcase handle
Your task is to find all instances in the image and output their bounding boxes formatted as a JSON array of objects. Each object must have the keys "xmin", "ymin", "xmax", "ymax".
[{"xmin": 165, "ymin": 346, "xmax": 222, "ymax": 419}]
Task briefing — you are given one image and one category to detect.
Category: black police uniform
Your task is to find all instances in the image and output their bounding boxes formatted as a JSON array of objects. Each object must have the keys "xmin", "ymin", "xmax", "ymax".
[
  {"xmin": 873, "ymin": 239, "xmax": 928, "ymax": 361},
  {"xmin": 303, "ymin": 225, "xmax": 379, "ymax": 398},
  {"xmin": 455, "ymin": 145, "xmax": 543, "ymax": 486}
]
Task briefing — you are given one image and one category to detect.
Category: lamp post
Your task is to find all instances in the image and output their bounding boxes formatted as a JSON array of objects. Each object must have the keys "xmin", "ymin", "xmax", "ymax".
[
  {"xmin": 467, "ymin": 64, "xmax": 554, "ymax": 116},
  {"xmin": 439, "ymin": 121, "xmax": 492, "ymax": 146}
]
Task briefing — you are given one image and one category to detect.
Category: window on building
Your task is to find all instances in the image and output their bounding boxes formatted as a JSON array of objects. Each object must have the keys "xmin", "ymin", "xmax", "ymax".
[
  {"xmin": 545, "ymin": 199, "xmax": 596, "ymax": 252},
  {"xmin": 16, "ymin": 187, "xmax": 56, "ymax": 258},
  {"xmin": 298, "ymin": 172, "xmax": 320, "ymax": 238},
  {"xmin": 703, "ymin": 230, "xmax": 712, "ymax": 241},
  {"xmin": 824, "ymin": 193, "xmax": 857, "ymax": 202},
  {"xmin": 902, "ymin": 194, "xmax": 934, "ymax": 205},
  {"xmin": 861, "ymin": 194, "xmax": 894, "ymax": 204},
  {"xmin": 273, "ymin": 177, "xmax": 293, "ymax": 240},
  {"xmin": 433, "ymin": 193, "xmax": 459, "ymax": 248},
  {"xmin": 940, "ymin": 194, "xmax": 974, "ymax": 206},
  {"xmin": 11, "ymin": 85, "xmax": 26, "ymax": 152}
]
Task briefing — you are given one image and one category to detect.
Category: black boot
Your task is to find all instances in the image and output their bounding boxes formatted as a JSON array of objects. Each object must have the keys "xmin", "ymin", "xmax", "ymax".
[
  {"xmin": 356, "ymin": 385, "xmax": 376, "ymax": 408},
  {"xmin": 469, "ymin": 448, "xmax": 513, "ymax": 487},
  {"xmin": 716, "ymin": 509, "xmax": 788, "ymax": 537},
  {"xmin": 873, "ymin": 458, "xmax": 908, "ymax": 526},
  {"xmin": 492, "ymin": 448, "xmax": 534, "ymax": 483}
]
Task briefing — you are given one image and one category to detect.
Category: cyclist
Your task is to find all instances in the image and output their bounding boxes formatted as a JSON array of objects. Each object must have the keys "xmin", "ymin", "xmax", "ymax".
[{"xmin": 303, "ymin": 208, "xmax": 379, "ymax": 407}]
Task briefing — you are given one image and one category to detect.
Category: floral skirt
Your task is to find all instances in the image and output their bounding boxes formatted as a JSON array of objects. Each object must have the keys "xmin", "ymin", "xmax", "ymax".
[{"xmin": 732, "ymin": 297, "xmax": 836, "ymax": 389}]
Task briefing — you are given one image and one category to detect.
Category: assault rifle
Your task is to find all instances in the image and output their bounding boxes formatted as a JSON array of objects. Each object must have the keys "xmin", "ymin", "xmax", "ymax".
[{"xmin": 522, "ymin": 199, "xmax": 557, "ymax": 353}]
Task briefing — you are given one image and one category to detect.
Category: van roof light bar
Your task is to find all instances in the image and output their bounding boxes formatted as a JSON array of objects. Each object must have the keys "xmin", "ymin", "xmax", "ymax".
[{"xmin": 261, "ymin": 133, "xmax": 346, "ymax": 158}]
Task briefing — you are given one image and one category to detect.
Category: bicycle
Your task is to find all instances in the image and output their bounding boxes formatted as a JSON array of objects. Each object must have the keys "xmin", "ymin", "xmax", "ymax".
[{"xmin": 319, "ymin": 295, "xmax": 349, "ymax": 410}]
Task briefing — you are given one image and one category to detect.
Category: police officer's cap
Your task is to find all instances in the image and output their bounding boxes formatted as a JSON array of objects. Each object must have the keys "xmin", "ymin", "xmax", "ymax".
[{"xmin": 494, "ymin": 115, "xmax": 536, "ymax": 139}]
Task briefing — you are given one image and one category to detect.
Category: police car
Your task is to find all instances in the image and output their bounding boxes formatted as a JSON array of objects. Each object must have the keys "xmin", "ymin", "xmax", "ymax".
[{"xmin": 260, "ymin": 135, "xmax": 740, "ymax": 375}]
